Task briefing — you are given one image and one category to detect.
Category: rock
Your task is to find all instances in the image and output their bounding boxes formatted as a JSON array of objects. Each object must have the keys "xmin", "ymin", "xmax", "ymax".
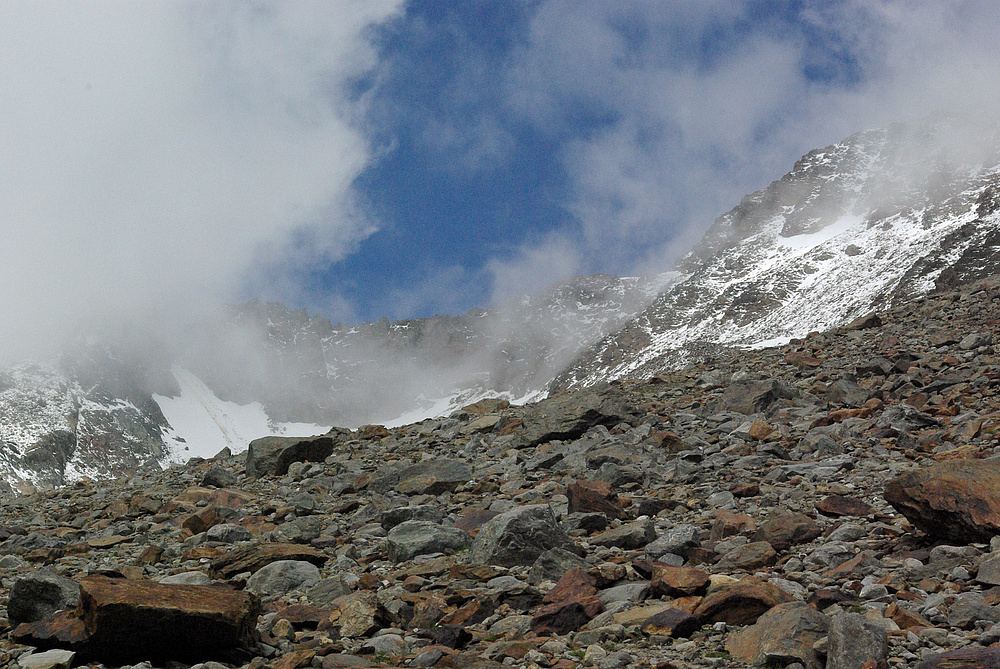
[
  {"xmin": 725, "ymin": 602, "xmax": 829, "ymax": 669},
  {"xmin": 394, "ymin": 459, "xmax": 473, "ymax": 495},
  {"xmin": 210, "ymin": 543, "xmax": 328, "ymax": 579},
  {"xmin": 245, "ymin": 432, "xmax": 344, "ymax": 479},
  {"xmin": 567, "ymin": 480, "xmax": 626, "ymax": 520},
  {"xmin": 530, "ymin": 597, "xmax": 602, "ymax": 635},
  {"xmin": 336, "ymin": 592, "xmax": 385, "ymax": 637},
  {"xmin": 815, "ymin": 494, "xmax": 874, "ymax": 517},
  {"xmin": 201, "ymin": 465, "xmax": 237, "ymax": 488},
  {"xmin": 307, "ymin": 576, "xmax": 353, "ymax": 608},
  {"xmin": 272, "ymin": 516, "xmax": 324, "ymax": 544},
  {"xmin": 716, "ymin": 541, "xmax": 777, "ymax": 570},
  {"xmin": 380, "ymin": 504, "xmax": 446, "ymax": 530},
  {"xmin": 825, "ymin": 611, "xmax": 888, "ymax": 669},
  {"xmin": 17, "ymin": 649, "xmax": 76, "ymax": 669},
  {"xmin": 385, "ymin": 520, "xmax": 471, "ymax": 563},
  {"xmin": 645, "ymin": 524, "xmax": 700, "ymax": 561},
  {"xmin": 245, "ymin": 560, "xmax": 321, "ymax": 601},
  {"xmin": 884, "ymin": 460, "xmax": 1000, "ymax": 543},
  {"xmin": 693, "ymin": 579, "xmax": 794, "ymax": 625},
  {"xmin": 915, "ymin": 647, "xmax": 1000, "ymax": 668},
  {"xmin": 517, "ymin": 384, "xmax": 633, "ymax": 447},
  {"xmin": 591, "ymin": 517, "xmax": 656, "ymax": 549},
  {"xmin": 825, "ymin": 378, "xmax": 869, "ymax": 407},
  {"xmin": 528, "ymin": 547, "xmax": 590, "ymax": 585},
  {"xmin": 715, "ymin": 379, "xmax": 799, "ymax": 415},
  {"xmin": 7, "ymin": 571, "xmax": 81, "ymax": 626},
  {"xmin": 160, "ymin": 571, "xmax": 212, "ymax": 585},
  {"xmin": 543, "ymin": 568, "xmax": 598, "ymax": 604},
  {"xmin": 753, "ymin": 513, "xmax": 822, "ymax": 552},
  {"xmin": 205, "ymin": 522, "xmax": 253, "ymax": 543},
  {"xmin": 15, "ymin": 575, "xmax": 260, "ymax": 665},
  {"xmin": 471, "ymin": 504, "xmax": 576, "ymax": 567},
  {"xmin": 641, "ymin": 608, "xmax": 700, "ymax": 638},
  {"xmin": 650, "ymin": 564, "xmax": 711, "ymax": 598}
]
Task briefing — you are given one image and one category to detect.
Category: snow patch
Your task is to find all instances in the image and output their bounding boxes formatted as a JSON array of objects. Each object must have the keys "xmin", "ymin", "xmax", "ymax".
[{"xmin": 153, "ymin": 367, "xmax": 326, "ymax": 461}]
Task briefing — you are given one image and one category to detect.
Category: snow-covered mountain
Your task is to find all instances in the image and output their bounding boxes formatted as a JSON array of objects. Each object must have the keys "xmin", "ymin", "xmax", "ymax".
[
  {"xmin": 552, "ymin": 119, "xmax": 1000, "ymax": 391},
  {"xmin": 3, "ymin": 117, "xmax": 1000, "ymax": 490}
]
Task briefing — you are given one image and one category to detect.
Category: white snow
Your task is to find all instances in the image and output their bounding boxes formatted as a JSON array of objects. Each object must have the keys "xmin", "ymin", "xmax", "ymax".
[
  {"xmin": 153, "ymin": 367, "xmax": 326, "ymax": 461},
  {"xmin": 777, "ymin": 214, "xmax": 863, "ymax": 253}
]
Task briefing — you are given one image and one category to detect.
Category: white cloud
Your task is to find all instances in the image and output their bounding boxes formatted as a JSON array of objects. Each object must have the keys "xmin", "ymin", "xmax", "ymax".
[{"xmin": 0, "ymin": 1, "xmax": 404, "ymax": 363}]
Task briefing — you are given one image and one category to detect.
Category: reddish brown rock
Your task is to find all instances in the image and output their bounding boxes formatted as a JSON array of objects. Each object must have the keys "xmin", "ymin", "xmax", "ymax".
[
  {"xmin": 542, "ymin": 568, "xmax": 598, "ymax": 604},
  {"xmin": 725, "ymin": 601, "xmax": 829, "ymax": 669},
  {"xmin": 816, "ymin": 495, "xmax": 875, "ymax": 517},
  {"xmin": 915, "ymin": 647, "xmax": 1000, "ymax": 668},
  {"xmin": 693, "ymin": 579, "xmax": 794, "ymax": 626},
  {"xmin": 710, "ymin": 509, "xmax": 756, "ymax": 540},
  {"xmin": 753, "ymin": 513, "xmax": 822, "ymax": 552},
  {"xmin": 641, "ymin": 608, "xmax": 700, "ymax": 638},
  {"xmin": 210, "ymin": 543, "xmax": 328, "ymax": 579},
  {"xmin": 567, "ymin": 480, "xmax": 626, "ymax": 520},
  {"xmin": 884, "ymin": 460, "xmax": 1000, "ymax": 542},
  {"xmin": 650, "ymin": 564, "xmax": 711, "ymax": 598},
  {"xmin": 529, "ymin": 596, "xmax": 602, "ymax": 635}
]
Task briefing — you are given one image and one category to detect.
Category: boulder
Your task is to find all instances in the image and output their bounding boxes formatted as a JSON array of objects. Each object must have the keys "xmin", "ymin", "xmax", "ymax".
[
  {"xmin": 825, "ymin": 612, "xmax": 888, "ymax": 669},
  {"xmin": 753, "ymin": 513, "xmax": 822, "ymax": 552},
  {"xmin": 245, "ymin": 560, "xmax": 322, "ymax": 601},
  {"xmin": 650, "ymin": 564, "xmax": 711, "ymax": 598},
  {"xmin": 527, "ymin": 547, "xmax": 590, "ymax": 585},
  {"xmin": 715, "ymin": 379, "xmax": 799, "ymax": 415},
  {"xmin": 7, "ymin": 571, "xmax": 81, "ymax": 626},
  {"xmin": 210, "ymin": 543, "xmax": 328, "ymax": 579},
  {"xmin": 471, "ymin": 505, "xmax": 576, "ymax": 567},
  {"xmin": 567, "ymin": 480, "xmax": 627, "ymax": 520},
  {"xmin": 245, "ymin": 432, "xmax": 345, "ymax": 478},
  {"xmin": 385, "ymin": 520, "xmax": 471, "ymax": 563},
  {"xmin": 693, "ymin": 579, "xmax": 794, "ymax": 626},
  {"xmin": 915, "ymin": 647, "xmax": 1000, "ymax": 669},
  {"xmin": 884, "ymin": 460, "xmax": 1000, "ymax": 543},
  {"xmin": 725, "ymin": 601, "xmax": 829, "ymax": 669},
  {"xmin": 517, "ymin": 384, "xmax": 634, "ymax": 447}
]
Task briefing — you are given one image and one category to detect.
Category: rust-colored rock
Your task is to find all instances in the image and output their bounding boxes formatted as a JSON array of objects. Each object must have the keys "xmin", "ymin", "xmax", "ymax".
[
  {"xmin": 915, "ymin": 647, "xmax": 1000, "ymax": 668},
  {"xmin": 16, "ymin": 576, "xmax": 260, "ymax": 664},
  {"xmin": 725, "ymin": 601, "xmax": 829, "ymax": 669},
  {"xmin": 693, "ymin": 579, "xmax": 794, "ymax": 626},
  {"xmin": 567, "ymin": 480, "xmax": 626, "ymax": 520},
  {"xmin": 650, "ymin": 564, "xmax": 711, "ymax": 598},
  {"xmin": 884, "ymin": 460, "xmax": 1000, "ymax": 542},
  {"xmin": 816, "ymin": 495, "xmax": 875, "ymax": 517},
  {"xmin": 641, "ymin": 608, "xmax": 700, "ymax": 637},
  {"xmin": 753, "ymin": 513, "xmax": 822, "ymax": 552},
  {"xmin": 530, "ymin": 597, "xmax": 602, "ymax": 635},
  {"xmin": 210, "ymin": 543, "xmax": 328, "ymax": 579},
  {"xmin": 542, "ymin": 567, "xmax": 598, "ymax": 604}
]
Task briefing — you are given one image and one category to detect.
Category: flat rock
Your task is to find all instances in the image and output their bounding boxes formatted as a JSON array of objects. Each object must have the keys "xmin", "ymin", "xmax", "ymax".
[
  {"xmin": 386, "ymin": 520, "xmax": 471, "ymax": 563},
  {"xmin": 715, "ymin": 379, "xmax": 799, "ymax": 415},
  {"xmin": 245, "ymin": 560, "xmax": 321, "ymax": 601},
  {"xmin": 815, "ymin": 494, "xmax": 875, "ymax": 517},
  {"xmin": 17, "ymin": 649, "xmax": 76, "ymax": 669},
  {"xmin": 693, "ymin": 578, "xmax": 794, "ymax": 626},
  {"xmin": 591, "ymin": 517, "xmax": 655, "ymax": 550},
  {"xmin": 517, "ymin": 384, "xmax": 633, "ymax": 448},
  {"xmin": 641, "ymin": 608, "xmax": 700, "ymax": 638},
  {"xmin": 916, "ymin": 647, "xmax": 1000, "ymax": 669},
  {"xmin": 752, "ymin": 513, "xmax": 822, "ymax": 552},
  {"xmin": 210, "ymin": 543, "xmax": 328, "ymax": 579},
  {"xmin": 650, "ymin": 564, "xmax": 710, "ymax": 598},
  {"xmin": 7, "ymin": 571, "xmax": 81, "ymax": 626},
  {"xmin": 245, "ymin": 432, "xmax": 344, "ymax": 479},
  {"xmin": 567, "ymin": 480, "xmax": 626, "ymax": 520},
  {"xmin": 884, "ymin": 460, "xmax": 1000, "ymax": 542}
]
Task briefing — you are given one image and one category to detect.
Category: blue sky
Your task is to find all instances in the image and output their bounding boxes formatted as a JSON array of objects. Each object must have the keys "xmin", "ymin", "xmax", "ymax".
[{"xmin": 1, "ymin": 1, "xmax": 999, "ymax": 359}]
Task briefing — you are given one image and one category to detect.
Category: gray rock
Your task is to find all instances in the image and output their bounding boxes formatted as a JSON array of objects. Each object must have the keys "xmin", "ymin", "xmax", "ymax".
[
  {"xmin": 471, "ymin": 504, "xmax": 576, "ymax": 567},
  {"xmin": 245, "ymin": 559, "xmax": 321, "ymax": 601},
  {"xmin": 824, "ymin": 378, "xmax": 869, "ymax": 407},
  {"xmin": 385, "ymin": 520, "xmax": 471, "ymax": 563},
  {"xmin": 272, "ymin": 516, "xmax": 324, "ymax": 544},
  {"xmin": 246, "ymin": 431, "xmax": 347, "ymax": 478},
  {"xmin": 307, "ymin": 576, "xmax": 353, "ymax": 608},
  {"xmin": 977, "ymin": 553, "xmax": 1000, "ymax": 586},
  {"xmin": 946, "ymin": 597, "xmax": 1000, "ymax": 629},
  {"xmin": 592, "ymin": 517, "xmax": 656, "ymax": 549},
  {"xmin": 597, "ymin": 582, "xmax": 650, "ymax": 605},
  {"xmin": 17, "ymin": 650, "xmax": 76, "ymax": 669},
  {"xmin": 528, "ymin": 547, "xmax": 590, "ymax": 585},
  {"xmin": 201, "ymin": 464, "xmax": 237, "ymax": 488},
  {"xmin": 7, "ymin": 570, "xmax": 81, "ymax": 625},
  {"xmin": 205, "ymin": 523, "xmax": 252, "ymax": 543},
  {"xmin": 159, "ymin": 571, "xmax": 212, "ymax": 585},
  {"xmin": 645, "ymin": 524, "xmax": 700, "ymax": 560},
  {"xmin": 289, "ymin": 492, "xmax": 317, "ymax": 515},
  {"xmin": 726, "ymin": 601, "xmax": 829, "ymax": 669},
  {"xmin": 517, "ymin": 384, "xmax": 634, "ymax": 448},
  {"xmin": 826, "ymin": 612, "xmax": 888, "ymax": 669},
  {"xmin": 715, "ymin": 379, "xmax": 800, "ymax": 415},
  {"xmin": 380, "ymin": 504, "xmax": 446, "ymax": 531}
]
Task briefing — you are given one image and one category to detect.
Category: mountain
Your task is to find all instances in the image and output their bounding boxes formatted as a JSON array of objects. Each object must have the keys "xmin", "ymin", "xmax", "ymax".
[
  {"xmin": 551, "ymin": 118, "xmax": 1000, "ymax": 392},
  {"xmin": 3, "ymin": 117, "xmax": 1000, "ymax": 490}
]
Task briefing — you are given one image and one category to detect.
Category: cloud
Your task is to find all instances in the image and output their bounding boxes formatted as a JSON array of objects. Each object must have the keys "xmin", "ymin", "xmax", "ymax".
[
  {"xmin": 491, "ymin": 0, "xmax": 1000, "ymax": 290},
  {"xmin": 0, "ymin": 1, "xmax": 404, "ymax": 363},
  {"xmin": 487, "ymin": 234, "xmax": 583, "ymax": 305}
]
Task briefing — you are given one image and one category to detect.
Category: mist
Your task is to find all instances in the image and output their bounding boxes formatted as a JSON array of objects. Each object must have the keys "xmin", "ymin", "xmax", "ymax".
[{"xmin": 0, "ymin": 2, "xmax": 403, "ymax": 365}]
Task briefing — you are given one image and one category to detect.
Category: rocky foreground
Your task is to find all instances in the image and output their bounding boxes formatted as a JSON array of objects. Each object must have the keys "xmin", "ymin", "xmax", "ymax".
[{"xmin": 6, "ymin": 278, "xmax": 1000, "ymax": 669}]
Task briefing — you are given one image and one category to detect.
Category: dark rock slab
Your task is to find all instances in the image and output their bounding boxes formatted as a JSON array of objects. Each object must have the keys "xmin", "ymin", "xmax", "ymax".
[
  {"xmin": 816, "ymin": 494, "xmax": 875, "ymax": 517},
  {"xmin": 529, "ymin": 597, "xmax": 602, "ymax": 635},
  {"xmin": 753, "ymin": 513, "xmax": 822, "ymax": 552},
  {"xmin": 210, "ymin": 543, "xmax": 328, "ymax": 579},
  {"xmin": 517, "ymin": 384, "xmax": 634, "ymax": 448},
  {"xmin": 884, "ymin": 460, "xmax": 1000, "ymax": 543},
  {"xmin": 567, "ymin": 480, "xmax": 626, "ymax": 520},
  {"xmin": 7, "ymin": 571, "xmax": 81, "ymax": 626},
  {"xmin": 715, "ymin": 379, "xmax": 799, "ymax": 415},
  {"xmin": 386, "ymin": 520, "xmax": 471, "ymax": 563},
  {"xmin": 641, "ymin": 608, "xmax": 700, "ymax": 638},
  {"xmin": 826, "ymin": 611, "xmax": 888, "ymax": 669},
  {"xmin": 916, "ymin": 647, "xmax": 1000, "ymax": 669},
  {"xmin": 246, "ymin": 431, "xmax": 347, "ymax": 479}
]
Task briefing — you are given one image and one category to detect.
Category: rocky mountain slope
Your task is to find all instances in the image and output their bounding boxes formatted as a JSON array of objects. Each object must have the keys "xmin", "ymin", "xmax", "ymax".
[
  {"xmin": 552, "ymin": 119, "xmax": 1000, "ymax": 391},
  {"xmin": 4, "ymin": 275, "xmax": 1000, "ymax": 669}
]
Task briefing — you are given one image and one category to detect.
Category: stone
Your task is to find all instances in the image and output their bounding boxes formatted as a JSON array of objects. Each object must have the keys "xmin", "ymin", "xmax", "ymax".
[
  {"xmin": 7, "ymin": 571, "xmax": 81, "ymax": 625},
  {"xmin": 815, "ymin": 494, "xmax": 875, "ymax": 517},
  {"xmin": 530, "ymin": 597, "xmax": 602, "ymax": 635},
  {"xmin": 17, "ymin": 649, "xmax": 76, "ymax": 669},
  {"xmin": 884, "ymin": 460, "xmax": 1000, "ymax": 543},
  {"xmin": 394, "ymin": 459, "xmax": 473, "ymax": 495},
  {"xmin": 517, "ymin": 384, "xmax": 633, "ymax": 447},
  {"xmin": 272, "ymin": 516, "xmax": 324, "ymax": 544},
  {"xmin": 715, "ymin": 379, "xmax": 799, "ymax": 415},
  {"xmin": 245, "ymin": 560, "xmax": 321, "ymax": 601},
  {"xmin": 567, "ymin": 480, "xmax": 626, "ymax": 520},
  {"xmin": 210, "ymin": 543, "xmax": 328, "ymax": 579},
  {"xmin": 915, "ymin": 647, "xmax": 1000, "ymax": 669},
  {"xmin": 205, "ymin": 522, "xmax": 253, "ymax": 543},
  {"xmin": 641, "ymin": 608, "xmax": 700, "ymax": 638},
  {"xmin": 591, "ymin": 517, "xmax": 656, "ymax": 550},
  {"xmin": 201, "ymin": 465, "xmax": 237, "ymax": 488},
  {"xmin": 825, "ymin": 378, "xmax": 869, "ymax": 407},
  {"xmin": 650, "ymin": 564, "xmax": 711, "ymax": 598},
  {"xmin": 753, "ymin": 513, "xmax": 822, "ymax": 552},
  {"xmin": 725, "ymin": 602, "xmax": 829, "ymax": 669},
  {"xmin": 380, "ymin": 504, "xmax": 446, "ymax": 531},
  {"xmin": 335, "ymin": 592, "xmax": 385, "ymax": 637},
  {"xmin": 543, "ymin": 568, "xmax": 598, "ymax": 604},
  {"xmin": 385, "ymin": 520, "xmax": 471, "ymax": 563},
  {"xmin": 825, "ymin": 612, "xmax": 888, "ymax": 669},
  {"xmin": 978, "ymin": 554, "xmax": 1000, "ymax": 586},
  {"xmin": 645, "ymin": 524, "xmax": 700, "ymax": 560},
  {"xmin": 160, "ymin": 571, "xmax": 212, "ymax": 585},
  {"xmin": 528, "ymin": 547, "xmax": 590, "ymax": 585},
  {"xmin": 245, "ymin": 432, "xmax": 345, "ymax": 479},
  {"xmin": 471, "ymin": 504, "xmax": 576, "ymax": 567},
  {"xmin": 15, "ymin": 575, "xmax": 260, "ymax": 665},
  {"xmin": 693, "ymin": 579, "xmax": 794, "ymax": 626},
  {"xmin": 716, "ymin": 541, "xmax": 777, "ymax": 570}
]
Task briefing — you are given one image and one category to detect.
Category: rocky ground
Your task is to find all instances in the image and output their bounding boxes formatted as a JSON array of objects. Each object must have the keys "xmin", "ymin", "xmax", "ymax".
[{"xmin": 5, "ymin": 277, "xmax": 1000, "ymax": 669}]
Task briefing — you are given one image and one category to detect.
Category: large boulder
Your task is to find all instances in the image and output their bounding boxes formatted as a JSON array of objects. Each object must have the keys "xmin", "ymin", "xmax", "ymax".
[
  {"xmin": 884, "ymin": 460, "xmax": 1000, "ymax": 543},
  {"xmin": 715, "ymin": 379, "xmax": 799, "ymax": 415},
  {"xmin": 245, "ymin": 560, "xmax": 321, "ymax": 601},
  {"xmin": 245, "ymin": 430, "xmax": 349, "ymax": 479},
  {"xmin": 385, "ymin": 521, "xmax": 471, "ymax": 563},
  {"xmin": 825, "ymin": 612, "xmax": 888, "ymax": 669},
  {"xmin": 471, "ymin": 505, "xmax": 576, "ymax": 567},
  {"xmin": 726, "ymin": 601, "xmax": 830, "ymax": 669},
  {"xmin": 517, "ymin": 384, "xmax": 634, "ymax": 447},
  {"xmin": 7, "ymin": 571, "xmax": 81, "ymax": 626}
]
